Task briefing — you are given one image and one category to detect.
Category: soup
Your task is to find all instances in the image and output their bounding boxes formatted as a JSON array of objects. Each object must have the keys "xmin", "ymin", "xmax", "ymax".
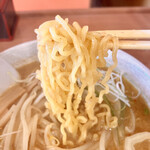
[{"xmin": 0, "ymin": 61, "xmax": 150, "ymax": 150}]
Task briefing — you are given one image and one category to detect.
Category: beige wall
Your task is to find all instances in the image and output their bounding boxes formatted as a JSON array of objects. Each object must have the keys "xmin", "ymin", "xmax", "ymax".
[{"xmin": 144, "ymin": 0, "xmax": 150, "ymax": 6}]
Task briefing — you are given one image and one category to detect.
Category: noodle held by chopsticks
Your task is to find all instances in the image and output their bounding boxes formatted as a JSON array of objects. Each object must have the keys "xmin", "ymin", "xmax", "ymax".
[{"xmin": 35, "ymin": 15, "xmax": 119, "ymax": 146}]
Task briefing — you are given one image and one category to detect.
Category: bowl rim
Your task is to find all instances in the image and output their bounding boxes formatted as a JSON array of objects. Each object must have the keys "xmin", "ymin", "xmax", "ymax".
[
  {"xmin": 0, "ymin": 40, "xmax": 150, "ymax": 107},
  {"xmin": 0, "ymin": 40, "xmax": 150, "ymax": 74}
]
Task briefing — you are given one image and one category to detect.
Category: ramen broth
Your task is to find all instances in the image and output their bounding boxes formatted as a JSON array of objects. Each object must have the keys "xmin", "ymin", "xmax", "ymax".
[{"xmin": 0, "ymin": 61, "xmax": 150, "ymax": 150}]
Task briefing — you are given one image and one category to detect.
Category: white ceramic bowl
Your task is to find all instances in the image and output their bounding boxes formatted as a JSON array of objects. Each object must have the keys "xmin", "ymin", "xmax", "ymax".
[{"xmin": 0, "ymin": 40, "xmax": 150, "ymax": 107}]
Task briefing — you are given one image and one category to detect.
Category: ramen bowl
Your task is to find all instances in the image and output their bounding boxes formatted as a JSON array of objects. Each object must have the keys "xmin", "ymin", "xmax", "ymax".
[{"xmin": 0, "ymin": 40, "xmax": 150, "ymax": 107}]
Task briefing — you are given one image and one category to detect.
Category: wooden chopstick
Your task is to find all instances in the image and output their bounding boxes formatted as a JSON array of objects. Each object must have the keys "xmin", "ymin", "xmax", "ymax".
[
  {"xmin": 96, "ymin": 30, "xmax": 150, "ymax": 39},
  {"xmin": 113, "ymin": 40, "xmax": 150, "ymax": 50},
  {"xmin": 94, "ymin": 30, "xmax": 150, "ymax": 50}
]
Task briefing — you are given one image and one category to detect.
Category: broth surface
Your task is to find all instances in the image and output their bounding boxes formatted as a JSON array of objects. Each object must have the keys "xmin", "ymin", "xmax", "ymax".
[{"xmin": 1, "ymin": 61, "xmax": 150, "ymax": 150}]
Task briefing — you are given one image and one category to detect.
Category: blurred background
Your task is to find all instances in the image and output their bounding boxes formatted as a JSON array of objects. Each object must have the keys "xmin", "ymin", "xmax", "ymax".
[
  {"xmin": 12, "ymin": 0, "xmax": 150, "ymax": 12},
  {"xmin": 1, "ymin": 0, "xmax": 150, "ymax": 42},
  {"xmin": 1, "ymin": 0, "xmax": 150, "ymax": 68}
]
